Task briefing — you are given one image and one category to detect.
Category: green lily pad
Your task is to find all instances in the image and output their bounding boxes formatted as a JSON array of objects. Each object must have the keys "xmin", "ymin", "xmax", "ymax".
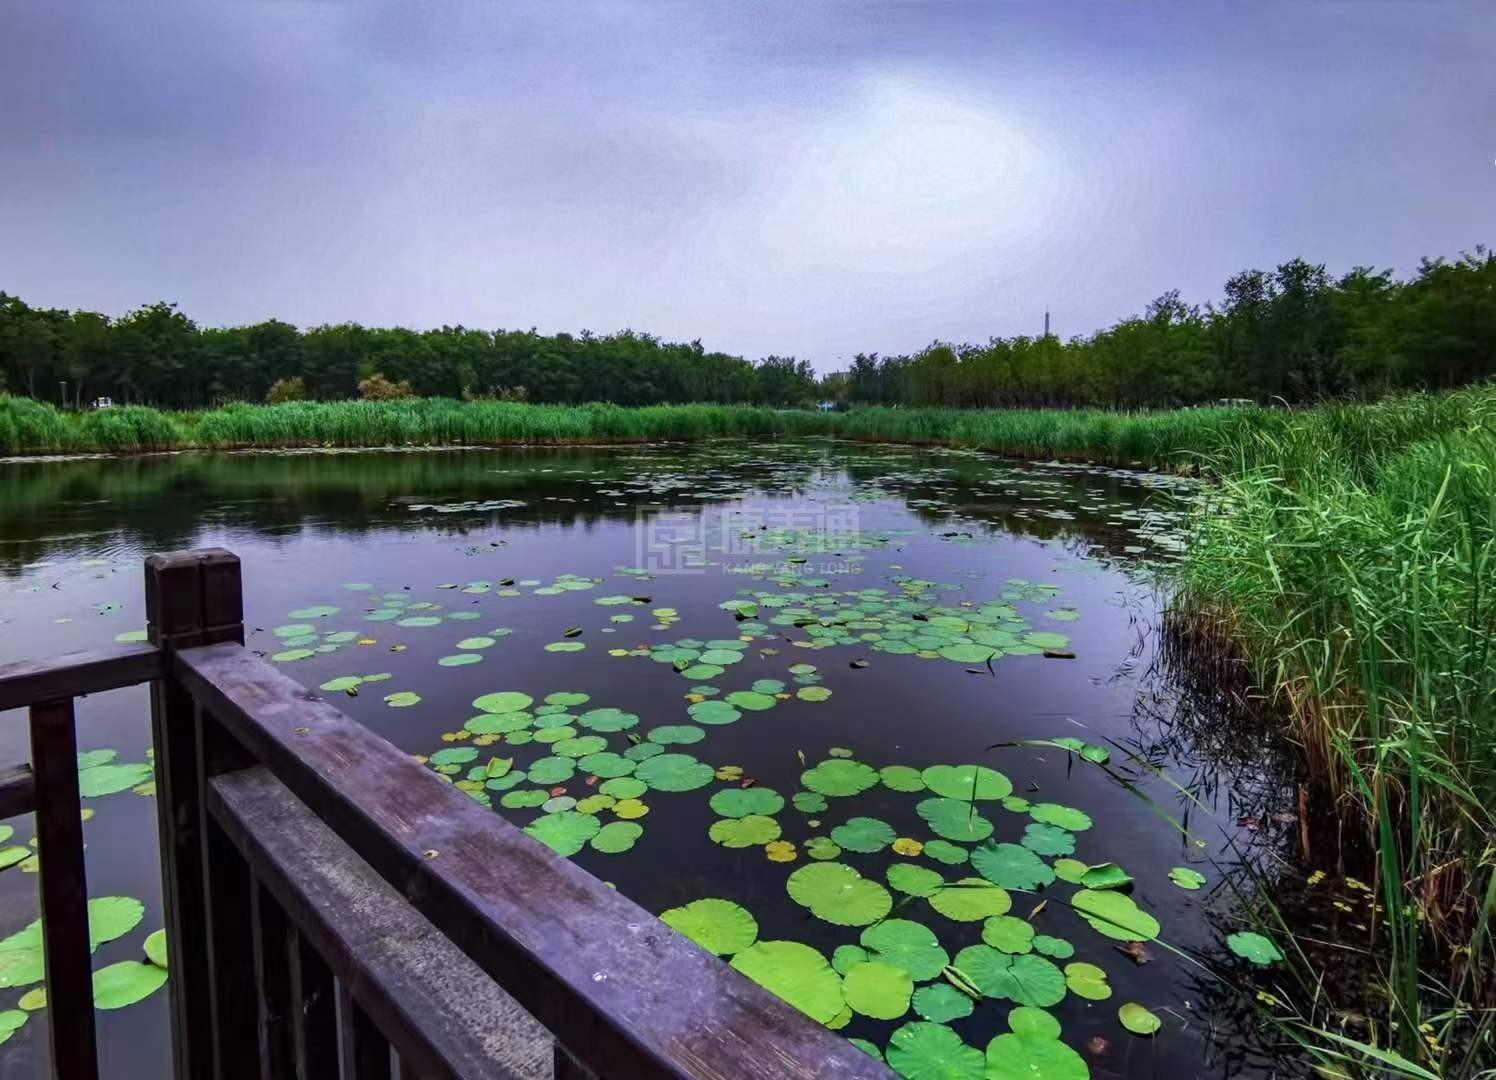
[
  {"xmin": 832, "ymin": 945, "xmax": 869, "ymax": 975},
  {"xmin": 318, "ymin": 676, "xmax": 362, "ymax": 692},
  {"xmin": 801, "ymin": 759, "xmax": 879, "ymax": 798},
  {"xmin": 660, "ymin": 898, "xmax": 758, "ymax": 955},
  {"xmin": 1052, "ymin": 858, "xmax": 1088, "ymax": 885},
  {"xmin": 861, "ymin": 919, "xmax": 950, "ymax": 980},
  {"xmin": 1030, "ymin": 803, "xmax": 1092, "ymax": 832},
  {"xmin": 1169, "ymin": 867, "xmax": 1207, "ymax": 891},
  {"xmin": 1226, "ymin": 930, "xmax": 1283, "ymax": 966},
  {"xmin": 950, "ymin": 946, "xmax": 1065, "ymax": 1006},
  {"xmin": 844, "ymin": 961, "xmax": 913, "ymax": 1021},
  {"xmin": 437, "ymin": 653, "xmax": 483, "ymax": 667},
  {"xmin": 724, "ymin": 690, "xmax": 777, "ymax": 711},
  {"xmin": 880, "ymin": 766, "xmax": 926, "ymax": 793},
  {"xmin": 688, "ymin": 701, "xmax": 741, "ymax": 726},
  {"xmin": 1079, "ymin": 863, "xmax": 1133, "ymax": 891},
  {"xmin": 796, "ymin": 686, "xmax": 832, "ymax": 702},
  {"xmin": 143, "ymin": 928, "xmax": 167, "ymax": 969},
  {"xmin": 1031, "ymin": 935, "xmax": 1074, "ymax": 959},
  {"xmin": 970, "ymin": 842, "xmax": 1056, "ymax": 891},
  {"xmin": 430, "ymin": 747, "xmax": 479, "ymax": 766},
  {"xmin": 634, "ymin": 753, "xmax": 714, "ymax": 792},
  {"xmin": 78, "ymin": 762, "xmax": 153, "ymax": 798},
  {"xmin": 1063, "ymin": 961, "xmax": 1111, "ymax": 1001},
  {"xmin": 464, "ymin": 713, "xmax": 530, "ymax": 735},
  {"xmin": 0, "ymin": 1008, "xmax": 26, "ymax": 1043},
  {"xmin": 786, "ymin": 863, "xmax": 892, "ymax": 926},
  {"xmin": 983, "ymin": 1033, "xmax": 1089, "ymax": 1080},
  {"xmin": 1007, "ymin": 1005, "xmax": 1061, "ymax": 1039},
  {"xmin": 887, "ymin": 863, "xmax": 945, "ymax": 897},
  {"xmin": 599, "ymin": 777, "xmax": 646, "ymax": 799},
  {"xmin": 709, "ymin": 815, "xmax": 781, "ymax": 848},
  {"xmin": 1072, "ymin": 890, "xmax": 1160, "ymax": 942},
  {"xmin": 1020, "ymin": 823, "xmax": 1075, "ymax": 856},
  {"xmin": 524, "ymin": 811, "xmax": 601, "ymax": 856},
  {"xmin": 929, "ymin": 879, "xmax": 1012, "ymax": 922},
  {"xmin": 922, "ymin": 840, "xmax": 969, "ymax": 866},
  {"xmin": 576, "ymin": 752, "xmax": 635, "ymax": 778},
  {"xmin": 792, "ymin": 791, "xmax": 828, "ymax": 813},
  {"xmin": 527, "ymin": 757, "xmax": 576, "ymax": 785},
  {"xmin": 730, "ymin": 941, "xmax": 843, "ymax": 1025},
  {"xmin": 472, "ymin": 691, "xmax": 534, "ymax": 714},
  {"xmin": 500, "ymin": 789, "xmax": 549, "ymax": 809},
  {"xmin": 646, "ymin": 725, "xmax": 705, "ymax": 746},
  {"xmin": 76, "ymin": 749, "xmax": 118, "ymax": 770},
  {"xmin": 589, "ymin": 821, "xmax": 644, "ymax": 854},
  {"xmin": 981, "ymin": 916, "xmax": 1036, "ymax": 954},
  {"xmin": 921, "ymin": 765, "xmax": 1013, "ymax": 801},
  {"xmin": 553, "ymin": 736, "xmax": 608, "ymax": 758},
  {"xmin": 383, "ymin": 691, "xmax": 421, "ymax": 708},
  {"xmin": 1119, "ymin": 1001, "xmax": 1162, "ymax": 1035},
  {"xmin": 916, "ymin": 798, "xmax": 994, "ymax": 843},
  {"xmin": 709, "ymin": 788, "xmax": 784, "ymax": 818},
  {"xmin": 831, "ymin": 817, "xmax": 897, "ymax": 854},
  {"xmin": 92, "ymin": 961, "xmax": 168, "ymax": 1009},
  {"xmin": 912, "ymin": 984, "xmax": 974, "ymax": 1023},
  {"xmin": 576, "ymin": 707, "xmax": 639, "ymax": 732},
  {"xmin": 88, "ymin": 896, "xmax": 144, "ymax": 946},
  {"xmin": 545, "ymin": 691, "xmax": 590, "ymax": 706},
  {"xmin": 886, "ymin": 1021, "xmax": 984, "ymax": 1080}
]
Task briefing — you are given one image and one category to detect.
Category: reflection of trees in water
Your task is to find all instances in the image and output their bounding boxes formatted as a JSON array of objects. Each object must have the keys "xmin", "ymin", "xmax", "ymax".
[{"xmin": 0, "ymin": 442, "xmax": 1189, "ymax": 576}]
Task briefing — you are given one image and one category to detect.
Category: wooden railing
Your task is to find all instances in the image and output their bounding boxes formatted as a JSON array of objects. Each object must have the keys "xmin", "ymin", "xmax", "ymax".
[{"xmin": 0, "ymin": 549, "xmax": 892, "ymax": 1080}]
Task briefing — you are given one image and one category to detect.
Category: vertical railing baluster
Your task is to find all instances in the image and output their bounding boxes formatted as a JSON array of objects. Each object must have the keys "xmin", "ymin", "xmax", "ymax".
[
  {"xmin": 146, "ymin": 548, "xmax": 244, "ymax": 1080},
  {"xmin": 28, "ymin": 697, "xmax": 99, "ymax": 1080},
  {"xmin": 252, "ymin": 876, "xmax": 296, "ymax": 1078},
  {"xmin": 338, "ymin": 983, "xmax": 393, "ymax": 1079},
  {"xmin": 289, "ymin": 927, "xmax": 338, "ymax": 1079}
]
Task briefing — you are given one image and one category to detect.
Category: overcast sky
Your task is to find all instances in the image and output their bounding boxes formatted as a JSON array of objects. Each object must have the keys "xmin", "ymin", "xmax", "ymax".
[{"xmin": 2, "ymin": 3, "xmax": 1491, "ymax": 371}]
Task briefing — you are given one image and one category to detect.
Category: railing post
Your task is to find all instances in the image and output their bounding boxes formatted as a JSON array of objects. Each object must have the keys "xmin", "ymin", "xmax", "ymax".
[
  {"xmin": 146, "ymin": 549, "xmax": 244, "ymax": 1080},
  {"xmin": 28, "ymin": 698, "xmax": 99, "ymax": 1080}
]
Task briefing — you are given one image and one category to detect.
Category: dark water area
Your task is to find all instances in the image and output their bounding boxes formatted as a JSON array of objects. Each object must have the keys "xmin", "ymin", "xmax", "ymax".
[{"xmin": 0, "ymin": 440, "xmax": 1304, "ymax": 1078}]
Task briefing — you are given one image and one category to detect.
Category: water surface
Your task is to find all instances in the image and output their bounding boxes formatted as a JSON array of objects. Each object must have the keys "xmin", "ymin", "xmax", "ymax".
[{"xmin": 0, "ymin": 441, "xmax": 1295, "ymax": 1078}]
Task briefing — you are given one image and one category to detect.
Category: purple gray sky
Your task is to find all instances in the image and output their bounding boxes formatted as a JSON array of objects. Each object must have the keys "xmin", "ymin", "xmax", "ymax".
[{"xmin": 2, "ymin": 2, "xmax": 1491, "ymax": 371}]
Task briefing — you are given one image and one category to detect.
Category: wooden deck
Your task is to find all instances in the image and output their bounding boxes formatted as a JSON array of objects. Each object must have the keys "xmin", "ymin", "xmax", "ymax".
[{"xmin": 0, "ymin": 548, "xmax": 895, "ymax": 1080}]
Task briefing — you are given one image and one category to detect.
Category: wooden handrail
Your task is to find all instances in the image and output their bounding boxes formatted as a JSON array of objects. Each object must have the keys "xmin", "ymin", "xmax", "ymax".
[
  {"xmin": 0, "ymin": 643, "xmax": 162, "ymax": 711},
  {"xmin": 175, "ymin": 640, "xmax": 892, "ymax": 1080}
]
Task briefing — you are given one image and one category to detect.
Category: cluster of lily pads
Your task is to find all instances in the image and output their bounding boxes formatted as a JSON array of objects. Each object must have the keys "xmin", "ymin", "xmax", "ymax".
[
  {"xmin": 713, "ymin": 576, "xmax": 1072, "ymax": 666},
  {"xmin": 0, "ymin": 748, "xmax": 167, "ymax": 1045}
]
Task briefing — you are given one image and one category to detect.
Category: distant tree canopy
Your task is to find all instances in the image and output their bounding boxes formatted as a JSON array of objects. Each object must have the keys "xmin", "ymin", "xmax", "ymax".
[{"xmin": 3, "ymin": 248, "xmax": 1492, "ymax": 411}]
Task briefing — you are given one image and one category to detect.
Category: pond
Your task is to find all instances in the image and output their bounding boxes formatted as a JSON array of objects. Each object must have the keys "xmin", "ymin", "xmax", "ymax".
[{"xmin": 0, "ymin": 440, "xmax": 1300, "ymax": 1077}]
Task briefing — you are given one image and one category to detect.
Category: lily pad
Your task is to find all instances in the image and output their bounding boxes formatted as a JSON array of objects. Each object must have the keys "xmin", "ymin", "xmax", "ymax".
[
  {"xmin": 589, "ymin": 822, "xmax": 644, "ymax": 854},
  {"xmin": 921, "ymin": 765, "xmax": 1012, "ymax": 801},
  {"xmin": 709, "ymin": 815, "xmax": 781, "ymax": 848},
  {"xmin": 885, "ymin": 1021, "xmax": 984, "ymax": 1080},
  {"xmin": 928, "ymin": 879, "xmax": 1012, "ymax": 922},
  {"xmin": 970, "ymin": 842, "xmax": 1056, "ymax": 891},
  {"xmin": 634, "ymin": 753, "xmax": 714, "ymax": 792},
  {"xmin": 1063, "ymin": 961, "xmax": 1111, "ymax": 1000},
  {"xmin": 911, "ymin": 984, "xmax": 974, "ymax": 1023},
  {"xmin": 1169, "ymin": 867, "xmax": 1207, "ymax": 891},
  {"xmin": 1030, "ymin": 803, "xmax": 1092, "ymax": 832},
  {"xmin": 1119, "ymin": 1001, "xmax": 1162, "ymax": 1035},
  {"xmin": 729, "ymin": 941, "xmax": 843, "ymax": 1025},
  {"xmin": 523, "ymin": 811, "xmax": 601, "ymax": 856},
  {"xmin": 472, "ymin": 691, "xmax": 534, "ymax": 714},
  {"xmin": 981, "ymin": 916, "xmax": 1036, "ymax": 954},
  {"xmin": 576, "ymin": 707, "xmax": 639, "ymax": 732},
  {"xmin": 1079, "ymin": 863, "xmax": 1133, "ymax": 891},
  {"xmin": 916, "ymin": 798, "xmax": 994, "ymax": 843},
  {"xmin": 1072, "ymin": 890, "xmax": 1160, "ymax": 942},
  {"xmin": 1225, "ymin": 930, "xmax": 1283, "ymax": 966},
  {"xmin": 724, "ymin": 690, "xmax": 777, "ymax": 711},
  {"xmin": 880, "ymin": 766, "xmax": 925, "ymax": 793},
  {"xmin": 1020, "ymin": 823, "xmax": 1075, "ymax": 856},
  {"xmin": 92, "ymin": 961, "xmax": 168, "ymax": 1009},
  {"xmin": 887, "ymin": 863, "xmax": 945, "ymax": 897},
  {"xmin": 831, "ymin": 816, "xmax": 897, "ymax": 854},
  {"xmin": 709, "ymin": 788, "xmax": 784, "ymax": 818},
  {"xmin": 646, "ymin": 725, "xmax": 704, "ymax": 746},
  {"xmin": 786, "ymin": 863, "xmax": 892, "ymax": 926},
  {"xmin": 801, "ymin": 759, "xmax": 879, "ymax": 798},
  {"xmin": 922, "ymin": 840, "xmax": 969, "ymax": 866},
  {"xmin": 861, "ymin": 919, "xmax": 950, "ymax": 980},
  {"xmin": 383, "ymin": 691, "xmax": 421, "ymax": 708},
  {"xmin": 1007, "ymin": 1006, "xmax": 1061, "ymax": 1039},
  {"xmin": 983, "ymin": 1032, "xmax": 1089, "ymax": 1080},
  {"xmin": 660, "ymin": 898, "xmax": 758, "ymax": 955},
  {"xmin": 78, "ymin": 762, "xmax": 153, "ymax": 798},
  {"xmin": 950, "ymin": 946, "xmax": 1065, "ymax": 1006},
  {"xmin": 843, "ymin": 961, "xmax": 913, "ymax": 1021}
]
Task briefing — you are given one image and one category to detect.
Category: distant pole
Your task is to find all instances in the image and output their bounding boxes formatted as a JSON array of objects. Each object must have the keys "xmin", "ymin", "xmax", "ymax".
[
  {"xmin": 60, "ymin": 381, "xmax": 67, "ymax": 408},
  {"xmin": 1043, "ymin": 311, "xmax": 1050, "ymax": 338}
]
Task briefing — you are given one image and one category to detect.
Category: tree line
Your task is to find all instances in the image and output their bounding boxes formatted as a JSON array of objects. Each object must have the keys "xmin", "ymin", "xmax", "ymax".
[{"xmin": 2, "ymin": 247, "xmax": 1491, "ymax": 411}]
